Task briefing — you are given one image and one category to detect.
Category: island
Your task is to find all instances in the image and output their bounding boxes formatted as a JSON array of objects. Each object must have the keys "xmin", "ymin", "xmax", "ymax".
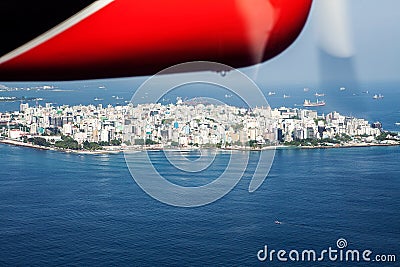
[{"xmin": 0, "ymin": 101, "xmax": 399, "ymax": 153}]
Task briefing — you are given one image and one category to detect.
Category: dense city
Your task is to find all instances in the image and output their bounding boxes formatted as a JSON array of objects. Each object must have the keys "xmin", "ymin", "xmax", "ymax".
[{"xmin": 0, "ymin": 101, "xmax": 399, "ymax": 152}]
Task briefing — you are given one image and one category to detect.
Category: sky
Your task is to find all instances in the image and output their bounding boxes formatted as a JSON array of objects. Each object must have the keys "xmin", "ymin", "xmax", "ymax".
[{"xmin": 254, "ymin": 0, "xmax": 400, "ymax": 85}]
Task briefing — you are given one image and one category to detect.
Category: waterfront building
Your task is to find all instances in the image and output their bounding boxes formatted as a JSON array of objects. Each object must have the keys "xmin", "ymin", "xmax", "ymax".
[{"xmin": 0, "ymin": 101, "xmax": 390, "ymax": 147}]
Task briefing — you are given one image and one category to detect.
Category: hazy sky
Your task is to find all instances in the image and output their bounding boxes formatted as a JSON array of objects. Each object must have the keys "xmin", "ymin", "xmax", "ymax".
[
  {"xmin": 254, "ymin": 0, "xmax": 400, "ymax": 85},
  {"xmin": 1, "ymin": 0, "xmax": 398, "ymax": 88}
]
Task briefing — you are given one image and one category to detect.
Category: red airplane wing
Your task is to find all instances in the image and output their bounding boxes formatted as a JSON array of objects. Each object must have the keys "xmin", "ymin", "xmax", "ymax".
[{"xmin": 0, "ymin": 0, "xmax": 312, "ymax": 81}]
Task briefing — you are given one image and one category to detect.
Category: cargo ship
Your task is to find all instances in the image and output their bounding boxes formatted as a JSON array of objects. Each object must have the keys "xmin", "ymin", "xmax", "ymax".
[{"xmin": 303, "ymin": 99, "xmax": 326, "ymax": 107}]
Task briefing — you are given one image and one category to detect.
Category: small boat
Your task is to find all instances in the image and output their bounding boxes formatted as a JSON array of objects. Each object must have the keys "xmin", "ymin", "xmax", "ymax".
[
  {"xmin": 303, "ymin": 99, "xmax": 326, "ymax": 107},
  {"xmin": 315, "ymin": 93, "xmax": 325, "ymax": 97},
  {"xmin": 395, "ymin": 122, "xmax": 400, "ymax": 126},
  {"xmin": 373, "ymin": 94, "xmax": 384, "ymax": 99},
  {"xmin": 274, "ymin": 220, "xmax": 282, "ymax": 225},
  {"xmin": 268, "ymin": 91, "xmax": 276, "ymax": 96},
  {"xmin": 303, "ymin": 87, "xmax": 309, "ymax": 92},
  {"xmin": 94, "ymin": 97, "xmax": 103, "ymax": 101},
  {"xmin": 283, "ymin": 94, "xmax": 290, "ymax": 98},
  {"xmin": 340, "ymin": 87, "xmax": 346, "ymax": 91}
]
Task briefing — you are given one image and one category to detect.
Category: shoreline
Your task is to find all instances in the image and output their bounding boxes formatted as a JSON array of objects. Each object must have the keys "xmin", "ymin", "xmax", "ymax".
[
  {"xmin": 0, "ymin": 139, "xmax": 109, "ymax": 155},
  {"xmin": 296, "ymin": 143, "xmax": 400, "ymax": 149},
  {"xmin": 1, "ymin": 138, "xmax": 399, "ymax": 154}
]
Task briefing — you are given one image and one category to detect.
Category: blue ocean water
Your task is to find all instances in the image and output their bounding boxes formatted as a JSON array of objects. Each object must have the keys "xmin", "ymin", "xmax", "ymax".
[
  {"xmin": 0, "ymin": 80, "xmax": 399, "ymax": 265},
  {"xmin": 0, "ymin": 145, "xmax": 399, "ymax": 266}
]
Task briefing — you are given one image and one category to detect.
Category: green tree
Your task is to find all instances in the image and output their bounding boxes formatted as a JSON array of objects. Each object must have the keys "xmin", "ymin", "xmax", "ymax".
[
  {"xmin": 29, "ymin": 137, "xmax": 50, "ymax": 147},
  {"xmin": 55, "ymin": 136, "xmax": 79, "ymax": 150},
  {"xmin": 98, "ymin": 141, "xmax": 109, "ymax": 146},
  {"xmin": 110, "ymin": 139, "xmax": 122, "ymax": 146},
  {"xmin": 83, "ymin": 141, "xmax": 102, "ymax": 150},
  {"xmin": 248, "ymin": 140, "xmax": 258, "ymax": 148}
]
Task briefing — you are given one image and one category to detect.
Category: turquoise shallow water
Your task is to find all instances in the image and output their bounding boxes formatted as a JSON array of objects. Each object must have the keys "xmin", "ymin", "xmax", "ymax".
[{"xmin": 0, "ymin": 144, "xmax": 398, "ymax": 266}]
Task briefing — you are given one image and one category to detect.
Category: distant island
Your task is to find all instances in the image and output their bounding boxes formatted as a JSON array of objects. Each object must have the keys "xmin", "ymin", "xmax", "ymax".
[
  {"xmin": 0, "ymin": 96, "xmax": 43, "ymax": 103},
  {"xmin": 0, "ymin": 102, "xmax": 399, "ymax": 153},
  {"xmin": 0, "ymin": 84, "xmax": 55, "ymax": 92}
]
